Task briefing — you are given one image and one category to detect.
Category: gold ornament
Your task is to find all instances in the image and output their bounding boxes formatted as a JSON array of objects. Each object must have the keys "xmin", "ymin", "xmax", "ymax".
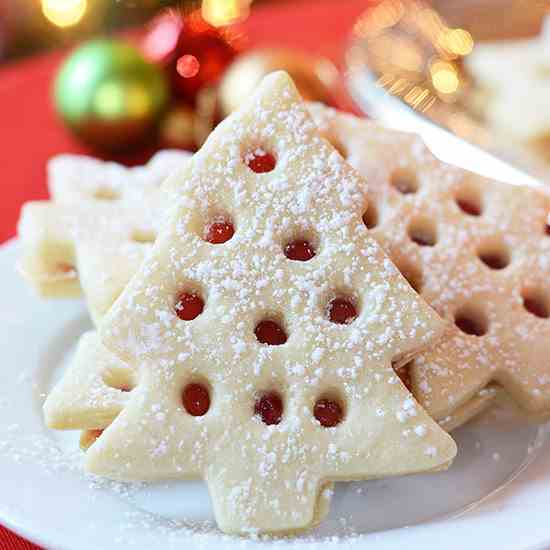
[{"xmin": 219, "ymin": 48, "xmax": 337, "ymax": 116}]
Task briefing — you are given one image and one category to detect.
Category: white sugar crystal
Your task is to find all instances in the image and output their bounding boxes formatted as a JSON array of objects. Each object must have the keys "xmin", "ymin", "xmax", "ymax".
[
  {"xmin": 425, "ymin": 446, "xmax": 437, "ymax": 457},
  {"xmin": 311, "ymin": 348, "xmax": 324, "ymax": 364},
  {"xmin": 414, "ymin": 424, "xmax": 427, "ymax": 437}
]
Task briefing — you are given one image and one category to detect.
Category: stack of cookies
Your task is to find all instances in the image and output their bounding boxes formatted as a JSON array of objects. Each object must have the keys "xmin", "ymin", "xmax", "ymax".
[{"xmin": 17, "ymin": 71, "xmax": 550, "ymax": 535}]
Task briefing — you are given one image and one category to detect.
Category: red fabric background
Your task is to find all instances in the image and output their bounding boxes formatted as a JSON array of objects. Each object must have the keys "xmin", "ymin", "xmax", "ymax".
[{"xmin": 0, "ymin": 0, "xmax": 369, "ymax": 547}]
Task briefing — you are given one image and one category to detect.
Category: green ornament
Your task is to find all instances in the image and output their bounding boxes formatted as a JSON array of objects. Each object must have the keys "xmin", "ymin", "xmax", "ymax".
[{"xmin": 54, "ymin": 39, "xmax": 169, "ymax": 151}]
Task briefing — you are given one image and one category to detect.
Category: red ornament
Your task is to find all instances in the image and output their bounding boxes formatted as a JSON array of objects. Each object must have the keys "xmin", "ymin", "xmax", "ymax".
[{"xmin": 142, "ymin": 9, "xmax": 241, "ymax": 104}]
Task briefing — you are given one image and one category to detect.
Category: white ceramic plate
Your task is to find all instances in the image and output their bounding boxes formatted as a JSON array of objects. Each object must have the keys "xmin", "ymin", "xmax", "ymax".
[{"xmin": 1, "ymin": 239, "xmax": 550, "ymax": 550}]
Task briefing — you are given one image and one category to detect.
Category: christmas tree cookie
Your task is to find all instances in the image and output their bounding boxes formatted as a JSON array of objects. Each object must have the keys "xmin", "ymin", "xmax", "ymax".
[{"xmin": 84, "ymin": 71, "xmax": 456, "ymax": 534}]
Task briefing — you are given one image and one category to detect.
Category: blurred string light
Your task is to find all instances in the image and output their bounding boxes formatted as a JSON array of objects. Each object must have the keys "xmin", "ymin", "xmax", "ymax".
[
  {"xmin": 202, "ymin": 0, "xmax": 251, "ymax": 27},
  {"xmin": 41, "ymin": 0, "xmax": 87, "ymax": 28},
  {"xmin": 354, "ymin": 0, "xmax": 473, "ymax": 113}
]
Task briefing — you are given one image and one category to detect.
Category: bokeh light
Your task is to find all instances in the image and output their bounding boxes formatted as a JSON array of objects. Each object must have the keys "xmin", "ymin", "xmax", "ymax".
[
  {"xmin": 202, "ymin": 0, "xmax": 250, "ymax": 27},
  {"xmin": 41, "ymin": 0, "xmax": 87, "ymax": 28},
  {"xmin": 439, "ymin": 28, "xmax": 474, "ymax": 57},
  {"xmin": 430, "ymin": 60, "xmax": 459, "ymax": 94},
  {"xmin": 177, "ymin": 55, "xmax": 201, "ymax": 78}
]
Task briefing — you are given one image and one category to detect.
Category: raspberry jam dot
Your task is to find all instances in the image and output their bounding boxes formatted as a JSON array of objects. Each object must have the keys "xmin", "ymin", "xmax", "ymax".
[
  {"xmin": 182, "ymin": 383, "xmax": 210, "ymax": 416},
  {"xmin": 328, "ymin": 297, "xmax": 357, "ymax": 324},
  {"xmin": 56, "ymin": 262, "xmax": 76, "ymax": 274},
  {"xmin": 255, "ymin": 320, "xmax": 287, "ymax": 345},
  {"xmin": 284, "ymin": 240, "xmax": 316, "ymax": 261},
  {"xmin": 205, "ymin": 220, "xmax": 234, "ymax": 244},
  {"xmin": 244, "ymin": 149, "xmax": 276, "ymax": 173},
  {"xmin": 254, "ymin": 392, "xmax": 283, "ymax": 425},
  {"xmin": 175, "ymin": 292, "xmax": 204, "ymax": 321},
  {"xmin": 314, "ymin": 398, "xmax": 343, "ymax": 427}
]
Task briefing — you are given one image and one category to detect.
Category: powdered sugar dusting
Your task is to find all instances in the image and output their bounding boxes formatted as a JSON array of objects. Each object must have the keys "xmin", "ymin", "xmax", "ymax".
[
  {"xmin": 309, "ymin": 102, "xmax": 550, "ymax": 421},
  {"xmin": 93, "ymin": 72, "xmax": 454, "ymax": 534}
]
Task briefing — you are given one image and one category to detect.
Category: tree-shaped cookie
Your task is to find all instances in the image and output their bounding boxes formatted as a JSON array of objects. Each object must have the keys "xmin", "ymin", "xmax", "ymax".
[
  {"xmin": 17, "ymin": 151, "xmax": 190, "ymax": 300},
  {"xmin": 90, "ymin": 72, "xmax": 456, "ymax": 534},
  {"xmin": 309, "ymin": 102, "xmax": 550, "ymax": 422}
]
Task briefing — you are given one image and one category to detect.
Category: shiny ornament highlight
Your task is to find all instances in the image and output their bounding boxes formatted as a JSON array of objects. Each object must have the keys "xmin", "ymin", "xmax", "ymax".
[{"xmin": 54, "ymin": 39, "xmax": 169, "ymax": 151}]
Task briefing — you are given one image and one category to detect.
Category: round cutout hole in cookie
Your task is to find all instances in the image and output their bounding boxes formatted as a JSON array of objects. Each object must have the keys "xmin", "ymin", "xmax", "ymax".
[
  {"xmin": 254, "ymin": 319, "xmax": 288, "ymax": 345},
  {"xmin": 314, "ymin": 392, "xmax": 345, "ymax": 427},
  {"xmin": 182, "ymin": 382, "xmax": 211, "ymax": 416},
  {"xmin": 454, "ymin": 304, "xmax": 489, "ymax": 337},
  {"xmin": 244, "ymin": 148, "xmax": 276, "ymax": 173},
  {"xmin": 522, "ymin": 288, "xmax": 550, "ymax": 319},
  {"xmin": 477, "ymin": 239, "xmax": 510, "ymax": 270},
  {"xmin": 284, "ymin": 239, "xmax": 316, "ymax": 261},
  {"xmin": 391, "ymin": 169, "xmax": 418, "ymax": 195},
  {"xmin": 254, "ymin": 391, "xmax": 283, "ymax": 425},
  {"xmin": 204, "ymin": 218, "xmax": 235, "ymax": 244},
  {"xmin": 455, "ymin": 184, "xmax": 483, "ymax": 217},
  {"xmin": 327, "ymin": 296, "xmax": 358, "ymax": 325},
  {"xmin": 407, "ymin": 216, "xmax": 437, "ymax": 247},
  {"xmin": 174, "ymin": 291, "xmax": 205, "ymax": 321},
  {"xmin": 362, "ymin": 201, "xmax": 378, "ymax": 230}
]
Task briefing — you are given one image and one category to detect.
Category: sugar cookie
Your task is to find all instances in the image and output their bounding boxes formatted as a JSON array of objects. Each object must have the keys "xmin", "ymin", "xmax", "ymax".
[
  {"xmin": 91, "ymin": 71, "xmax": 455, "ymax": 534},
  {"xmin": 17, "ymin": 151, "xmax": 190, "ymax": 300}
]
